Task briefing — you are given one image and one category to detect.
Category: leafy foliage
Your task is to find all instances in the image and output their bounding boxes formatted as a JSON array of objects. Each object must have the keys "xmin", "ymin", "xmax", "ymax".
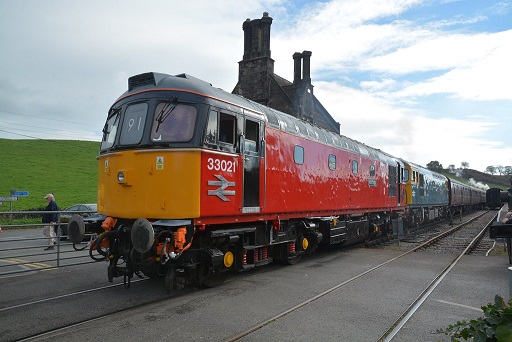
[
  {"xmin": 436, "ymin": 295, "xmax": 512, "ymax": 341},
  {"xmin": 427, "ymin": 160, "xmax": 444, "ymax": 171},
  {"xmin": 0, "ymin": 139, "xmax": 99, "ymax": 211}
]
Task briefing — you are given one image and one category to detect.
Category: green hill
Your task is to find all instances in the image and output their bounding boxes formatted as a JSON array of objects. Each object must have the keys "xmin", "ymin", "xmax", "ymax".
[{"xmin": 0, "ymin": 139, "xmax": 100, "ymax": 211}]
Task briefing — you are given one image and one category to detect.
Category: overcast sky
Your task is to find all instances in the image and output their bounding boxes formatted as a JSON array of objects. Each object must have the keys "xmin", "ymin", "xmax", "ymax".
[{"xmin": 1, "ymin": 0, "xmax": 511, "ymax": 172}]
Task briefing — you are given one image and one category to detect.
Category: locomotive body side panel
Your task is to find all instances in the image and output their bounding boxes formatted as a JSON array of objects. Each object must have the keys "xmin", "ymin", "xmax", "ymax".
[
  {"xmin": 200, "ymin": 150, "xmax": 243, "ymax": 216},
  {"xmin": 263, "ymin": 127, "xmax": 399, "ymax": 213}
]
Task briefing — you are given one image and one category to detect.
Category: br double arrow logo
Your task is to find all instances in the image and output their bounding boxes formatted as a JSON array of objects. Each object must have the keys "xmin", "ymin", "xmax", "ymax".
[{"xmin": 207, "ymin": 175, "xmax": 235, "ymax": 202}]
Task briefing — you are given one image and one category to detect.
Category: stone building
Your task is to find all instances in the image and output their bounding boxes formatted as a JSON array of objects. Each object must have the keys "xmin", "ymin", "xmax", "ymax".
[{"xmin": 232, "ymin": 12, "xmax": 340, "ymax": 134}]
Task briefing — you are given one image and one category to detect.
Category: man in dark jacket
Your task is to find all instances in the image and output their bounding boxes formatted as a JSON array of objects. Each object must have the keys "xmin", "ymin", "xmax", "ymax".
[{"xmin": 42, "ymin": 193, "xmax": 58, "ymax": 250}]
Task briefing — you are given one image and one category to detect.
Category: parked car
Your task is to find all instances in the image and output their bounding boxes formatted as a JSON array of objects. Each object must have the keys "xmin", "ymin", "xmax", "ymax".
[{"xmin": 59, "ymin": 204, "xmax": 106, "ymax": 240}]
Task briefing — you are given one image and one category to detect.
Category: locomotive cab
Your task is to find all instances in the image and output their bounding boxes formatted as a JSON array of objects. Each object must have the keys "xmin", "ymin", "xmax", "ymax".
[{"xmin": 88, "ymin": 72, "xmax": 274, "ymax": 291}]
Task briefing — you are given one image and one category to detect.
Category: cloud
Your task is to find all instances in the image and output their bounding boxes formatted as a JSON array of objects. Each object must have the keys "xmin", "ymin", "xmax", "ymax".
[
  {"xmin": 0, "ymin": 0, "xmax": 510, "ymax": 171},
  {"xmin": 314, "ymin": 80, "xmax": 511, "ymax": 171}
]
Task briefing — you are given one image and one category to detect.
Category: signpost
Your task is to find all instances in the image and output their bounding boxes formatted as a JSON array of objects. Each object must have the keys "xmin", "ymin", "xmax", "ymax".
[
  {"xmin": 2, "ymin": 190, "xmax": 28, "ymax": 211},
  {"xmin": 10, "ymin": 190, "xmax": 29, "ymax": 197},
  {"xmin": 0, "ymin": 196, "xmax": 18, "ymax": 212},
  {"xmin": 0, "ymin": 197, "xmax": 18, "ymax": 202}
]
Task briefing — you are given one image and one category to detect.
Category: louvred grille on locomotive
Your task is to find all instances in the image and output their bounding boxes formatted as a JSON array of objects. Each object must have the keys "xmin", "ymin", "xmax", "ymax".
[{"xmin": 128, "ymin": 72, "xmax": 156, "ymax": 91}]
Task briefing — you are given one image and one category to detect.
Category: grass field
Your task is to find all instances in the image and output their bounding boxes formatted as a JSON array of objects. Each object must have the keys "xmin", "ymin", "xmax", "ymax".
[{"xmin": 0, "ymin": 139, "xmax": 100, "ymax": 211}]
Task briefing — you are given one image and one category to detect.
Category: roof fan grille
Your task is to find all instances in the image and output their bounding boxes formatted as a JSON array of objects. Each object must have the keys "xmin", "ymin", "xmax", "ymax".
[{"xmin": 128, "ymin": 73, "xmax": 156, "ymax": 91}]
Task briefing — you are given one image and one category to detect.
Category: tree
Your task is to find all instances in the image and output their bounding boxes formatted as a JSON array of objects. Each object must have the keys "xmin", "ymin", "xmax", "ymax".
[
  {"xmin": 461, "ymin": 161, "xmax": 469, "ymax": 169},
  {"xmin": 448, "ymin": 164, "xmax": 456, "ymax": 174},
  {"xmin": 486, "ymin": 166, "xmax": 497, "ymax": 175},
  {"xmin": 427, "ymin": 161, "xmax": 443, "ymax": 171},
  {"xmin": 497, "ymin": 165, "xmax": 505, "ymax": 175},
  {"xmin": 505, "ymin": 166, "xmax": 512, "ymax": 176}
]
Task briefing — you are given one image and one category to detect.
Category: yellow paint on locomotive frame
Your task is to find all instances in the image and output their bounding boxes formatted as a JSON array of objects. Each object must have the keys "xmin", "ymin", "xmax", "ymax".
[
  {"xmin": 302, "ymin": 237, "xmax": 309, "ymax": 250},
  {"xmin": 97, "ymin": 149, "xmax": 201, "ymax": 219},
  {"xmin": 224, "ymin": 251, "xmax": 234, "ymax": 268}
]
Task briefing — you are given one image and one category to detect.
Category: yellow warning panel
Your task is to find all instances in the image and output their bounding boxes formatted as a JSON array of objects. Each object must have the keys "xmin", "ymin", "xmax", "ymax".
[{"xmin": 156, "ymin": 156, "xmax": 164, "ymax": 170}]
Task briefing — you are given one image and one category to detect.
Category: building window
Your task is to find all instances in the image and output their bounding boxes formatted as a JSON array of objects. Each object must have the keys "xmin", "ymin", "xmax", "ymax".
[{"xmin": 294, "ymin": 145, "xmax": 304, "ymax": 164}]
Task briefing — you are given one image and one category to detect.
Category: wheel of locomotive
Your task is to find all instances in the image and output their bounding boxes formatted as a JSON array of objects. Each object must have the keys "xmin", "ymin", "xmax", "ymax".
[
  {"xmin": 198, "ymin": 264, "xmax": 228, "ymax": 288},
  {"xmin": 164, "ymin": 267, "xmax": 176, "ymax": 295}
]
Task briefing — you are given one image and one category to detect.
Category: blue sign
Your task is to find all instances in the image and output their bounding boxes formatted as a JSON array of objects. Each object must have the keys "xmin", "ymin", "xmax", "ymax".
[{"xmin": 10, "ymin": 190, "xmax": 29, "ymax": 196}]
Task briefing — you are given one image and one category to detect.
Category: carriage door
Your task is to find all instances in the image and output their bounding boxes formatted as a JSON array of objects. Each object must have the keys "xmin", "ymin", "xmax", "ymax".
[{"xmin": 241, "ymin": 117, "xmax": 262, "ymax": 212}]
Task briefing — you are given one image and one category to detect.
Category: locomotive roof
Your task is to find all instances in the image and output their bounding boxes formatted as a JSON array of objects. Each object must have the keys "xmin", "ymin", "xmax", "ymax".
[{"xmin": 123, "ymin": 72, "xmax": 400, "ymax": 165}]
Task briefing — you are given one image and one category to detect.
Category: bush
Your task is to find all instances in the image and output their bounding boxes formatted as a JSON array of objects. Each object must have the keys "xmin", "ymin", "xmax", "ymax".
[{"xmin": 436, "ymin": 295, "xmax": 512, "ymax": 341}]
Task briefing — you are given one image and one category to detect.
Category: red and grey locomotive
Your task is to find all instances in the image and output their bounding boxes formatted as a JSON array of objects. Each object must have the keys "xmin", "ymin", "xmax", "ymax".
[{"xmin": 68, "ymin": 72, "xmax": 484, "ymax": 293}]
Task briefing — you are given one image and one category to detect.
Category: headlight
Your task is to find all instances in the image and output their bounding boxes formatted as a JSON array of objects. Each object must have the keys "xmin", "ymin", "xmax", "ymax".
[{"xmin": 117, "ymin": 171, "xmax": 125, "ymax": 183}]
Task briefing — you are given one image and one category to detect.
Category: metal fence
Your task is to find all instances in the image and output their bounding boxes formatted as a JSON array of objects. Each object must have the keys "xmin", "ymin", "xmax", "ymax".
[{"xmin": 0, "ymin": 210, "xmax": 97, "ymax": 276}]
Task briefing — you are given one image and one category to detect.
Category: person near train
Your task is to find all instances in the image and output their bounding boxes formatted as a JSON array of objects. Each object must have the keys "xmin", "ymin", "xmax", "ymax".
[
  {"xmin": 501, "ymin": 210, "xmax": 512, "ymax": 224},
  {"xmin": 42, "ymin": 193, "xmax": 59, "ymax": 250}
]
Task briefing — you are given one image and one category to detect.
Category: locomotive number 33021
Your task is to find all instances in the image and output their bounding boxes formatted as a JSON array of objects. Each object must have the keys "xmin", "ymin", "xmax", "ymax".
[{"xmin": 207, "ymin": 158, "xmax": 236, "ymax": 172}]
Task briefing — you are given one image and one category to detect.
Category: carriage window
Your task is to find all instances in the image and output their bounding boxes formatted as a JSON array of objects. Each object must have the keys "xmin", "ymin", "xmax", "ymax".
[
  {"xmin": 370, "ymin": 165, "xmax": 375, "ymax": 177},
  {"xmin": 245, "ymin": 119, "xmax": 259, "ymax": 152},
  {"xmin": 205, "ymin": 110, "xmax": 218, "ymax": 145},
  {"xmin": 120, "ymin": 103, "xmax": 148, "ymax": 145},
  {"xmin": 328, "ymin": 154, "xmax": 336, "ymax": 170},
  {"xmin": 402, "ymin": 168, "xmax": 409, "ymax": 182},
  {"xmin": 294, "ymin": 145, "xmax": 304, "ymax": 164},
  {"xmin": 219, "ymin": 113, "xmax": 236, "ymax": 145},
  {"xmin": 151, "ymin": 102, "xmax": 197, "ymax": 142},
  {"xmin": 352, "ymin": 160, "xmax": 358, "ymax": 174}
]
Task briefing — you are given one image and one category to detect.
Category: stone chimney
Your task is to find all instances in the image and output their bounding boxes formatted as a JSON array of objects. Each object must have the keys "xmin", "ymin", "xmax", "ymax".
[
  {"xmin": 293, "ymin": 52, "xmax": 302, "ymax": 84},
  {"xmin": 302, "ymin": 50, "xmax": 312, "ymax": 82},
  {"xmin": 242, "ymin": 12, "xmax": 273, "ymax": 60},
  {"xmin": 292, "ymin": 51, "xmax": 312, "ymax": 84}
]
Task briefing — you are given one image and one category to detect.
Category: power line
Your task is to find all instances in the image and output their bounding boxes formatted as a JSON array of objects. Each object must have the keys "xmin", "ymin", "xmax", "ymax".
[
  {"xmin": 0, "ymin": 128, "xmax": 43, "ymax": 140},
  {"xmin": 0, "ymin": 110, "xmax": 102, "ymax": 128},
  {"xmin": 0, "ymin": 121, "xmax": 99, "ymax": 137}
]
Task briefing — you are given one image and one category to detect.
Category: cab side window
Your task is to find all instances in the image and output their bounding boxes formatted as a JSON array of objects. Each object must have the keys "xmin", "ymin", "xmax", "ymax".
[
  {"xmin": 244, "ymin": 119, "xmax": 259, "ymax": 153},
  {"xmin": 219, "ymin": 113, "xmax": 236, "ymax": 152},
  {"xmin": 204, "ymin": 109, "xmax": 240, "ymax": 153},
  {"xmin": 205, "ymin": 110, "xmax": 218, "ymax": 145}
]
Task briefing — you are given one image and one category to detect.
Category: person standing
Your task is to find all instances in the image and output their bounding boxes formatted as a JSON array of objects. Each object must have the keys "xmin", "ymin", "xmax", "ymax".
[{"xmin": 42, "ymin": 193, "xmax": 58, "ymax": 250}]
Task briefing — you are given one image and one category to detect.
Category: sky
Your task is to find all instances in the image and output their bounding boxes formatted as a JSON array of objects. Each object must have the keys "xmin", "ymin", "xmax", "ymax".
[{"xmin": 0, "ymin": 0, "xmax": 511, "ymax": 172}]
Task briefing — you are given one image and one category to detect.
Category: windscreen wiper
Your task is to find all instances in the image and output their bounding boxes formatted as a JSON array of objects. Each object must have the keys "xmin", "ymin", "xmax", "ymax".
[{"xmin": 155, "ymin": 96, "xmax": 178, "ymax": 133}]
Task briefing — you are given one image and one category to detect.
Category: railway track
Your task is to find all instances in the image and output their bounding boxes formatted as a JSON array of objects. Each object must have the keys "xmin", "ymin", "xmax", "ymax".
[
  {"xmin": 3, "ymin": 210, "xmax": 501, "ymax": 341},
  {"xmin": 222, "ymin": 210, "xmax": 497, "ymax": 342},
  {"xmin": 373, "ymin": 210, "xmax": 497, "ymax": 253}
]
